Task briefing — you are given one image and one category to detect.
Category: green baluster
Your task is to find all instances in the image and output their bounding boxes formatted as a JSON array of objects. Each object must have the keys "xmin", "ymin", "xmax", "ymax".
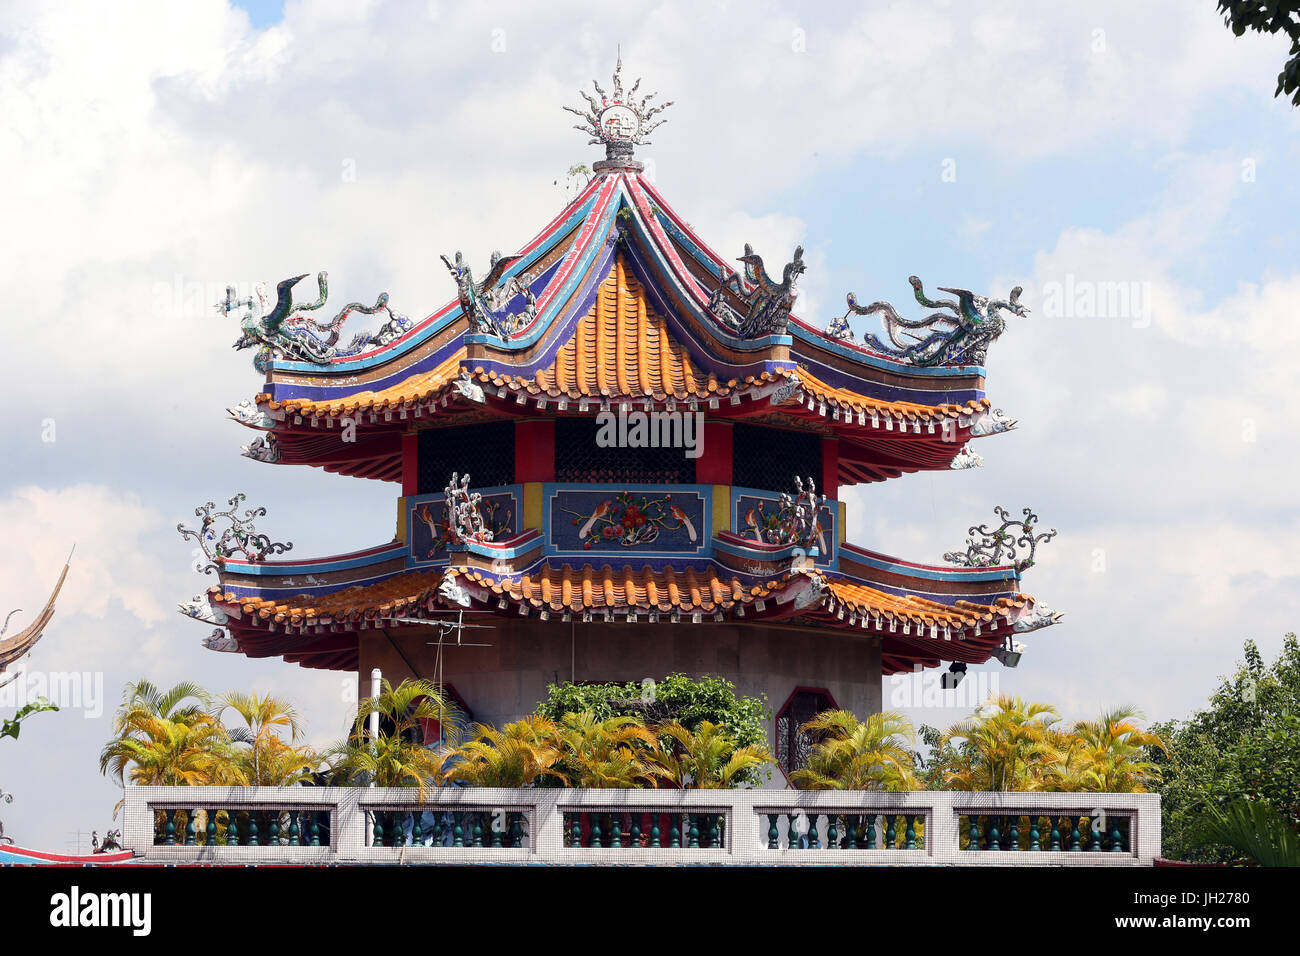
[
  {"xmin": 1028, "ymin": 817, "xmax": 1041, "ymax": 851},
  {"xmin": 206, "ymin": 816, "xmax": 216, "ymax": 846},
  {"xmin": 289, "ymin": 814, "xmax": 301, "ymax": 847},
  {"xmin": 987, "ymin": 816, "xmax": 1000, "ymax": 851},
  {"xmin": 905, "ymin": 815, "xmax": 916, "ymax": 850},
  {"xmin": 371, "ymin": 815, "xmax": 381, "ymax": 848},
  {"xmin": 226, "ymin": 813, "xmax": 239, "ymax": 847},
  {"xmin": 966, "ymin": 816, "xmax": 978, "ymax": 850},
  {"xmin": 432, "ymin": 813, "xmax": 443, "ymax": 846},
  {"xmin": 472, "ymin": 814, "xmax": 484, "ymax": 848},
  {"xmin": 787, "ymin": 813, "xmax": 798, "ymax": 850},
  {"xmin": 183, "ymin": 813, "xmax": 195, "ymax": 846},
  {"xmin": 570, "ymin": 814, "xmax": 582, "ymax": 848},
  {"xmin": 687, "ymin": 814, "xmax": 699, "ymax": 848},
  {"xmin": 707, "ymin": 814, "xmax": 719, "ymax": 848},
  {"xmin": 827, "ymin": 814, "xmax": 839, "ymax": 849},
  {"xmin": 1007, "ymin": 817, "xmax": 1019, "ymax": 851},
  {"xmin": 590, "ymin": 814, "xmax": 602, "ymax": 848},
  {"xmin": 845, "ymin": 814, "xmax": 858, "ymax": 849},
  {"xmin": 865, "ymin": 813, "xmax": 877, "ymax": 849},
  {"xmin": 650, "ymin": 815, "xmax": 661, "ymax": 848},
  {"xmin": 270, "ymin": 815, "xmax": 280, "ymax": 846},
  {"xmin": 807, "ymin": 814, "xmax": 820, "ymax": 849},
  {"xmin": 453, "ymin": 815, "xmax": 464, "ymax": 847},
  {"xmin": 412, "ymin": 814, "xmax": 423, "ymax": 847},
  {"xmin": 311, "ymin": 816, "xmax": 321, "ymax": 847},
  {"xmin": 670, "ymin": 815, "xmax": 681, "ymax": 848},
  {"xmin": 164, "ymin": 818, "xmax": 176, "ymax": 846},
  {"xmin": 884, "ymin": 815, "xmax": 896, "ymax": 849},
  {"xmin": 610, "ymin": 813, "xmax": 622, "ymax": 849},
  {"xmin": 509, "ymin": 813, "xmax": 523, "ymax": 848},
  {"xmin": 1110, "ymin": 817, "xmax": 1124, "ymax": 853},
  {"xmin": 1050, "ymin": 818, "xmax": 1062, "ymax": 851},
  {"xmin": 1091, "ymin": 816, "xmax": 1105, "ymax": 851},
  {"xmin": 630, "ymin": 814, "xmax": 642, "ymax": 848},
  {"xmin": 767, "ymin": 814, "xmax": 779, "ymax": 849},
  {"xmin": 1069, "ymin": 818, "xmax": 1082, "ymax": 852}
]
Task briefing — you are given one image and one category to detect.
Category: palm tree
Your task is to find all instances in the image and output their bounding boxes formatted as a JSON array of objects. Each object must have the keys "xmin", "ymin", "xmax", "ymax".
[
  {"xmin": 444, "ymin": 715, "xmax": 568, "ymax": 787},
  {"xmin": 1190, "ymin": 798, "xmax": 1300, "ymax": 867},
  {"xmin": 1050, "ymin": 707, "xmax": 1167, "ymax": 793},
  {"xmin": 326, "ymin": 679, "xmax": 460, "ymax": 800},
  {"xmin": 553, "ymin": 712, "xmax": 667, "ymax": 788},
  {"xmin": 98, "ymin": 713, "xmax": 245, "ymax": 787},
  {"xmin": 99, "ymin": 680, "xmax": 245, "ymax": 791},
  {"xmin": 651, "ymin": 720, "xmax": 773, "ymax": 789},
  {"xmin": 217, "ymin": 692, "xmax": 317, "ymax": 786},
  {"xmin": 939, "ymin": 696, "xmax": 1061, "ymax": 791},
  {"xmin": 790, "ymin": 710, "xmax": 919, "ymax": 791}
]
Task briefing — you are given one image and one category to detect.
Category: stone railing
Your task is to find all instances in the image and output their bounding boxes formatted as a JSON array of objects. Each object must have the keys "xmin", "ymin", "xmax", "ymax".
[{"xmin": 122, "ymin": 788, "xmax": 1160, "ymax": 865}]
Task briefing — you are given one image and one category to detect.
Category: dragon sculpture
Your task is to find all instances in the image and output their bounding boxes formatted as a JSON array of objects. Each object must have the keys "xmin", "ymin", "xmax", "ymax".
[
  {"xmin": 712, "ymin": 244, "xmax": 805, "ymax": 337},
  {"xmin": 444, "ymin": 473, "xmax": 494, "ymax": 544},
  {"xmin": 441, "ymin": 251, "xmax": 536, "ymax": 339},
  {"xmin": 840, "ymin": 276, "xmax": 1026, "ymax": 367},
  {"xmin": 218, "ymin": 271, "xmax": 413, "ymax": 374}
]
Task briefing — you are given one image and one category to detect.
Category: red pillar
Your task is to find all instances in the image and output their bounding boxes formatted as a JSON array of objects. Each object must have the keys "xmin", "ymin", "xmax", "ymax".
[
  {"xmin": 515, "ymin": 420, "xmax": 555, "ymax": 482},
  {"xmin": 696, "ymin": 421, "xmax": 732, "ymax": 485},
  {"xmin": 821, "ymin": 437, "xmax": 839, "ymax": 499},
  {"xmin": 401, "ymin": 432, "xmax": 419, "ymax": 496}
]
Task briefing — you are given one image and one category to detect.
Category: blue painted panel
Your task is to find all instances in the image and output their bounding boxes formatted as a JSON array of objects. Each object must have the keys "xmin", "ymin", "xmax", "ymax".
[
  {"xmin": 407, "ymin": 484, "xmax": 520, "ymax": 566},
  {"xmin": 731, "ymin": 486, "xmax": 838, "ymax": 567},
  {"xmin": 544, "ymin": 483, "xmax": 711, "ymax": 558}
]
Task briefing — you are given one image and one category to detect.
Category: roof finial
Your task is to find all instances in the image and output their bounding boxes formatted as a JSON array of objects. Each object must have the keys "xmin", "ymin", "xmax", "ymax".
[{"xmin": 564, "ymin": 52, "xmax": 672, "ymax": 172}]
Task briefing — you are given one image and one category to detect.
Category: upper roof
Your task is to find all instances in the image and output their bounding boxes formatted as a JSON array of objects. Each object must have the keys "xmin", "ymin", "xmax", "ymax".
[{"xmin": 250, "ymin": 167, "xmax": 990, "ymax": 414}]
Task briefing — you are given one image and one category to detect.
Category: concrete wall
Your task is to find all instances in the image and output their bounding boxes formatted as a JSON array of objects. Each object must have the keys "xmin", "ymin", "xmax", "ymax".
[{"xmin": 358, "ymin": 620, "xmax": 882, "ymax": 787}]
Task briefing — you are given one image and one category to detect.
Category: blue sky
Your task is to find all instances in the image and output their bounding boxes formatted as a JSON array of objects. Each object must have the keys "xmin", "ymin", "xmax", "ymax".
[{"xmin": 1, "ymin": 0, "xmax": 1297, "ymax": 848}]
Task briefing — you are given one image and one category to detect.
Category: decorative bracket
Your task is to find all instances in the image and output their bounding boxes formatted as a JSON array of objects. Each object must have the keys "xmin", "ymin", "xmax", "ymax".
[
  {"xmin": 177, "ymin": 494, "xmax": 293, "ymax": 574},
  {"xmin": 943, "ymin": 506, "xmax": 1056, "ymax": 573}
]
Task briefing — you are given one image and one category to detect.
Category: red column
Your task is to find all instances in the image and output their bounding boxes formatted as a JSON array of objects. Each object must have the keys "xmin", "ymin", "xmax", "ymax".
[
  {"xmin": 696, "ymin": 421, "xmax": 732, "ymax": 485},
  {"xmin": 821, "ymin": 437, "xmax": 839, "ymax": 499},
  {"xmin": 515, "ymin": 420, "xmax": 555, "ymax": 482},
  {"xmin": 401, "ymin": 432, "xmax": 419, "ymax": 496}
]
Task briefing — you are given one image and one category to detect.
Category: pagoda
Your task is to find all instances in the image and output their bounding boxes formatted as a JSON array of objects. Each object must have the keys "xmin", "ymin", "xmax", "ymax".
[{"xmin": 182, "ymin": 59, "xmax": 1060, "ymax": 780}]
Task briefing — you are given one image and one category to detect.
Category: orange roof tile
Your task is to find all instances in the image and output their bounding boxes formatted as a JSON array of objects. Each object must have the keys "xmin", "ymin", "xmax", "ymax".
[
  {"xmin": 825, "ymin": 578, "xmax": 1026, "ymax": 629},
  {"xmin": 260, "ymin": 348, "xmax": 466, "ymax": 418},
  {"xmin": 785, "ymin": 367, "xmax": 990, "ymax": 425},
  {"xmin": 211, "ymin": 564, "xmax": 1029, "ymax": 633}
]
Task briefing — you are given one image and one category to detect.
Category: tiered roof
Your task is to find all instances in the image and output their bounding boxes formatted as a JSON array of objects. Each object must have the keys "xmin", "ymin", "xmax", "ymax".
[{"xmin": 193, "ymin": 63, "xmax": 1057, "ymax": 677}]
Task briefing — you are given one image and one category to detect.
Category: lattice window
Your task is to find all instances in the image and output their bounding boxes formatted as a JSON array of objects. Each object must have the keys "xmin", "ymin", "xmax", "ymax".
[
  {"xmin": 775, "ymin": 687, "xmax": 838, "ymax": 780},
  {"xmin": 732, "ymin": 423, "xmax": 821, "ymax": 493},
  {"xmin": 554, "ymin": 417, "xmax": 696, "ymax": 484},
  {"xmin": 417, "ymin": 421, "xmax": 515, "ymax": 494}
]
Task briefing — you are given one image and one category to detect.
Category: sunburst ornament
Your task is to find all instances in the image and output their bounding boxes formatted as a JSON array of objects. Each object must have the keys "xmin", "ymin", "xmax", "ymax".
[{"xmin": 564, "ymin": 51, "xmax": 672, "ymax": 169}]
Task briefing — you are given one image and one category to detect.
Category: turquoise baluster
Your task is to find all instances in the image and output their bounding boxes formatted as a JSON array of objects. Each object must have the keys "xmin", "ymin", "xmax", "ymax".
[{"xmin": 767, "ymin": 814, "xmax": 779, "ymax": 849}]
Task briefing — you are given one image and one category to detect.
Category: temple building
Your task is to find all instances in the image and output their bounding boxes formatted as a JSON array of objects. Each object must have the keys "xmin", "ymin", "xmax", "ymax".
[{"xmin": 182, "ymin": 60, "xmax": 1060, "ymax": 781}]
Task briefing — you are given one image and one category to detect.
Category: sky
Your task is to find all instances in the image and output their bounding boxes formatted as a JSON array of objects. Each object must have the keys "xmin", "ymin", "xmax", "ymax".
[{"xmin": 1, "ymin": 0, "xmax": 1297, "ymax": 849}]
